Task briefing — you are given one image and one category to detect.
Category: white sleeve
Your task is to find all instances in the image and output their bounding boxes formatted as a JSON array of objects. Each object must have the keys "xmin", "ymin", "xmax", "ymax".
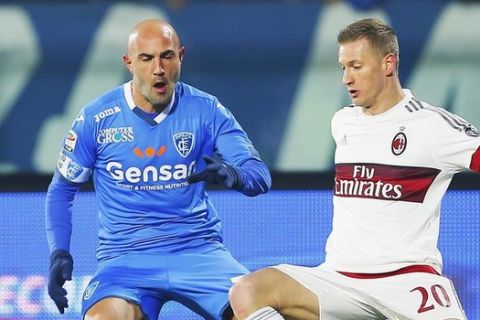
[{"xmin": 431, "ymin": 110, "xmax": 480, "ymax": 173}]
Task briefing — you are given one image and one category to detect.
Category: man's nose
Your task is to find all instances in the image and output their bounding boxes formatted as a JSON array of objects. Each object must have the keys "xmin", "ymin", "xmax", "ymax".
[
  {"xmin": 153, "ymin": 58, "xmax": 165, "ymax": 75},
  {"xmin": 342, "ymin": 70, "xmax": 353, "ymax": 85}
]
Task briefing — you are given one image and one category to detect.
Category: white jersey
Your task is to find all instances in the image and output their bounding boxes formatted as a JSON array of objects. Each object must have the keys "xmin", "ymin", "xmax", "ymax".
[{"xmin": 326, "ymin": 89, "xmax": 480, "ymax": 274}]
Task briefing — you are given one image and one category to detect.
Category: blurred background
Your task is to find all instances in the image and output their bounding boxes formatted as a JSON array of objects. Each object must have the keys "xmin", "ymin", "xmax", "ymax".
[{"xmin": 0, "ymin": 0, "xmax": 478, "ymax": 319}]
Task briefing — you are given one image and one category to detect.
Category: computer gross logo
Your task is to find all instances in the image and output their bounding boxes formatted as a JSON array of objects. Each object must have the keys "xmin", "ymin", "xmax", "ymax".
[
  {"xmin": 97, "ymin": 127, "xmax": 134, "ymax": 144},
  {"xmin": 105, "ymin": 145, "xmax": 196, "ymax": 184}
]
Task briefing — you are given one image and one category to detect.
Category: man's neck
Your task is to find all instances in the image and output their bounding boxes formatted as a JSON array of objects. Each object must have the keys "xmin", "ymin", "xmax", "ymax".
[{"xmin": 363, "ymin": 82, "xmax": 405, "ymax": 116}]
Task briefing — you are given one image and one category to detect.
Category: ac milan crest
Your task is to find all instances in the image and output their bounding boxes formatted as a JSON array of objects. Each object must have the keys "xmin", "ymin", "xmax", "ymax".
[{"xmin": 391, "ymin": 132, "xmax": 407, "ymax": 156}]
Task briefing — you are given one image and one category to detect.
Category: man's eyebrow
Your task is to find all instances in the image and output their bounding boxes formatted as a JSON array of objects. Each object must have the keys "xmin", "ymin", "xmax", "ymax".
[
  {"xmin": 160, "ymin": 49, "xmax": 175, "ymax": 58},
  {"xmin": 137, "ymin": 50, "xmax": 175, "ymax": 59},
  {"xmin": 340, "ymin": 60, "xmax": 361, "ymax": 66},
  {"xmin": 138, "ymin": 52, "xmax": 154, "ymax": 58}
]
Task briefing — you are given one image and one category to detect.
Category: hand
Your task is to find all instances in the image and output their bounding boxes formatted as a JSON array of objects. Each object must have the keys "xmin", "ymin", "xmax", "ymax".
[
  {"xmin": 188, "ymin": 155, "xmax": 242, "ymax": 189},
  {"xmin": 48, "ymin": 250, "xmax": 73, "ymax": 314}
]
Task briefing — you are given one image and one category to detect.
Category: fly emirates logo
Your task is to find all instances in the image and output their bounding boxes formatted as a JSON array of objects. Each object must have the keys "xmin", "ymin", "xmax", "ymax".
[{"xmin": 334, "ymin": 164, "xmax": 440, "ymax": 203}]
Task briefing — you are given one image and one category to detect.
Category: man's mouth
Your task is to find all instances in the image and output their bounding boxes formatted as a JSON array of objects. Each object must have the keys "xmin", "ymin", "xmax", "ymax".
[
  {"xmin": 348, "ymin": 89, "xmax": 358, "ymax": 98},
  {"xmin": 153, "ymin": 81, "xmax": 167, "ymax": 94}
]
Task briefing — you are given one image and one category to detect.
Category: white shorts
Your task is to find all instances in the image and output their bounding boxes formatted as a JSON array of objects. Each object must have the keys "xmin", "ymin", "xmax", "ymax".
[{"xmin": 274, "ymin": 263, "xmax": 466, "ymax": 320}]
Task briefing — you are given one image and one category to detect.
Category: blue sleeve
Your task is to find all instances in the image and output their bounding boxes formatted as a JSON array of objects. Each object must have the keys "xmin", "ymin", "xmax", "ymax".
[
  {"xmin": 45, "ymin": 109, "xmax": 94, "ymax": 253},
  {"xmin": 212, "ymin": 102, "xmax": 262, "ymax": 164},
  {"xmin": 236, "ymin": 158, "xmax": 271, "ymax": 196},
  {"xmin": 45, "ymin": 171, "xmax": 81, "ymax": 253},
  {"xmin": 57, "ymin": 109, "xmax": 96, "ymax": 180},
  {"xmin": 211, "ymin": 101, "xmax": 271, "ymax": 196}
]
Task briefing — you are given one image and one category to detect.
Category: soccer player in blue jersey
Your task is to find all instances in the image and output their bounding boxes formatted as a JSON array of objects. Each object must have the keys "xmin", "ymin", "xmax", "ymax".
[{"xmin": 45, "ymin": 19, "xmax": 271, "ymax": 320}]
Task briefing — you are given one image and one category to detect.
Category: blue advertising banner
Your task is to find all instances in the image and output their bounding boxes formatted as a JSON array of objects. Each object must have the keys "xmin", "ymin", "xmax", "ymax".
[{"xmin": 0, "ymin": 190, "xmax": 478, "ymax": 319}]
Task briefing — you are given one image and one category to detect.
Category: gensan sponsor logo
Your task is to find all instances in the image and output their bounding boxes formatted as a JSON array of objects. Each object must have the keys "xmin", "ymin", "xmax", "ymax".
[{"xmin": 106, "ymin": 161, "xmax": 196, "ymax": 184}]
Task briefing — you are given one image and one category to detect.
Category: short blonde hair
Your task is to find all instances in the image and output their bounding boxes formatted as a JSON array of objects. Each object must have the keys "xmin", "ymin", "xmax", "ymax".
[{"xmin": 337, "ymin": 18, "xmax": 399, "ymax": 59}]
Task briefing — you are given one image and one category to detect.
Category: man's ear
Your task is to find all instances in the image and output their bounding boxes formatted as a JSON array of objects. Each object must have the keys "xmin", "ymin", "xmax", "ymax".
[
  {"xmin": 179, "ymin": 47, "xmax": 185, "ymax": 63},
  {"xmin": 384, "ymin": 53, "xmax": 397, "ymax": 77},
  {"xmin": 122, "ymin": 54, "xmax": 133, "ymax": 73}
]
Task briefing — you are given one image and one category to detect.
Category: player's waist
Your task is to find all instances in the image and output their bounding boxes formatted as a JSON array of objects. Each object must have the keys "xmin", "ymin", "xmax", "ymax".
[
  {"xmin": 96, "ymin": 233, "xmax": 224, "ymax": 262},
  {"xmin": 324, "ymin": 245, "xmax": 443, "ymax": 275},
  {"xmin": 338, "ymin": 264, "xmax": 439, "ymax": 279}
]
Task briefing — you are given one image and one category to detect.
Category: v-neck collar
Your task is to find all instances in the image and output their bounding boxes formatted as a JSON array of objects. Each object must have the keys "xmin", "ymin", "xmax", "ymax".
[{"xmin": 123, "ymin": 81, "xmax": 175, "ymax": 126}]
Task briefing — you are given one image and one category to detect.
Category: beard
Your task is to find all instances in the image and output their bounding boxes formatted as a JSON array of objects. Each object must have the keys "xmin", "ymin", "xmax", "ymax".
[
  {"xmin": 133, "ymin": 69, "xmax": 180, "ymax": 112},
  {"xmin": 145, "ymin": 89, "xmax": 171, "ymax": 108},
  {"xmin": 134, "ymin": 78, "xmax": 174, "ymax": 112}
]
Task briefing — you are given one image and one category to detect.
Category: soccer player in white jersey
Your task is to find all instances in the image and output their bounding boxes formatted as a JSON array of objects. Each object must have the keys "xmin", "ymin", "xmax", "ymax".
[
  {"xmin": 229, "ymin": 18, "xmax": 479, "ymax": 320},
  {"xmin": 45, "ymin": 19, "xmax": 271, "ymax": 320}
]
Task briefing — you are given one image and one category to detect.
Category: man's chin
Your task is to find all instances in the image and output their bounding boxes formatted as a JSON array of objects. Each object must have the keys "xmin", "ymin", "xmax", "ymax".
[
  {"xmin": 352, "ymin": 99, "xmax": 366, "ymax": 107},
  {"xmin": 150, "ymin": 90, "xmax": 170, "ymax": 101},
  {"xmin": 150, "ymin": 96, "xmax": 173, "ymax": 111}
]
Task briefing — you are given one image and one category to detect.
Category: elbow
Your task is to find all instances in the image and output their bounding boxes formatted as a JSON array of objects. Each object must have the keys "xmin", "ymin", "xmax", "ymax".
[
  {"xmin": 243, "ymin": 162, "xmax": 272, "ymax": 197},
  {"xmin": 260, "ymin": 171, "xmax": 272, "ymax": 194}
]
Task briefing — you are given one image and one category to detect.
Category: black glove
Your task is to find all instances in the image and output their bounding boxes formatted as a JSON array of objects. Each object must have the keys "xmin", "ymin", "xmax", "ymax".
[
  {"xmin": 188, "ymin": 155, "xmax": 242, "ymax": 189},
  {"xmin": 48, "ymin": 250, "xmax": 73, "ymax": 314}
]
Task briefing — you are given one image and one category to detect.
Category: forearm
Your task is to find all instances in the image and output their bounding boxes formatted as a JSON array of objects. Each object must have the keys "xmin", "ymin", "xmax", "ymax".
[
  {"xmin": 236, "ymin": 159, "xmax": 271, "ymax": 196},
  {"xmin": 45, "ymin": 172, "xmax": 80, "ymax": 253}
]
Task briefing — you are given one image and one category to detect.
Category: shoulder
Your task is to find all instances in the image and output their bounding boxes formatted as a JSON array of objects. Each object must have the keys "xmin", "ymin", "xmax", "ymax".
[
  {"xmin": 176, "ymin": 82, "xmax": 232, "ymax": 121},
  {"xmin": 177, "ymin": 82, "xmax": 219, "ymax": 108},
  {"xmin": 337, "ymin": 103, "xmax": 356, "ymax": 113},
  {"xmin": 408, "ymin": 95, "xmax": 479, "ymax": 137},
  {"xmin": 332, "ymin": 104, "xmax": 357, "ymax": 123},
  {"xmin": 81, "ymin": 84, "xmax": 125, "ymax": 119}
]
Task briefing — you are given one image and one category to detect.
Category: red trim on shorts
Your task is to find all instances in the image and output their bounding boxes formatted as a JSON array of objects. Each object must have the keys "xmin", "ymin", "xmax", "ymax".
[
  {"xmin": 470, "ymin": 146, "xmax": 480, "ymax": 172},
  {"xmin": 338, "ymin": 265, "xmax": 440, "ymax": 279}
]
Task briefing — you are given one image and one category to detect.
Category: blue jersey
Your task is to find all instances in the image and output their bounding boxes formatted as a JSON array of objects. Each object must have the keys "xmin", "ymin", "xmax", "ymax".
[{"xmin": 52, "ymin": 81, "xmax": 266, "ymax": 261}]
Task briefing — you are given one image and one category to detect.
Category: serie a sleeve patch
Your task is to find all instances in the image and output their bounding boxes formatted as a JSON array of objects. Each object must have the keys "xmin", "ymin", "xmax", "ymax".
[{"xmin": 57, "ymin": 152, "xmax": 91, "ymax": 183}]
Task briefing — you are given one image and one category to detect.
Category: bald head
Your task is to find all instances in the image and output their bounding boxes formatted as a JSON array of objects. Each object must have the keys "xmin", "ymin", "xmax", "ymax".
[
  {"xmin": 127, "ymin": 19, "xmax": 181, "ymax": 55},
  {"xmin": 123, "ymin": 19, "xmax": 184, "ymax": 113}
]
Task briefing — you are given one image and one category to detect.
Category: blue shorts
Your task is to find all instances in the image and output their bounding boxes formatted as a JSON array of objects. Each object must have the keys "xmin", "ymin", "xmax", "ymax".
[{"xmin": 81, "ymin": 245, "xmax": 248, "ymax": 320}]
